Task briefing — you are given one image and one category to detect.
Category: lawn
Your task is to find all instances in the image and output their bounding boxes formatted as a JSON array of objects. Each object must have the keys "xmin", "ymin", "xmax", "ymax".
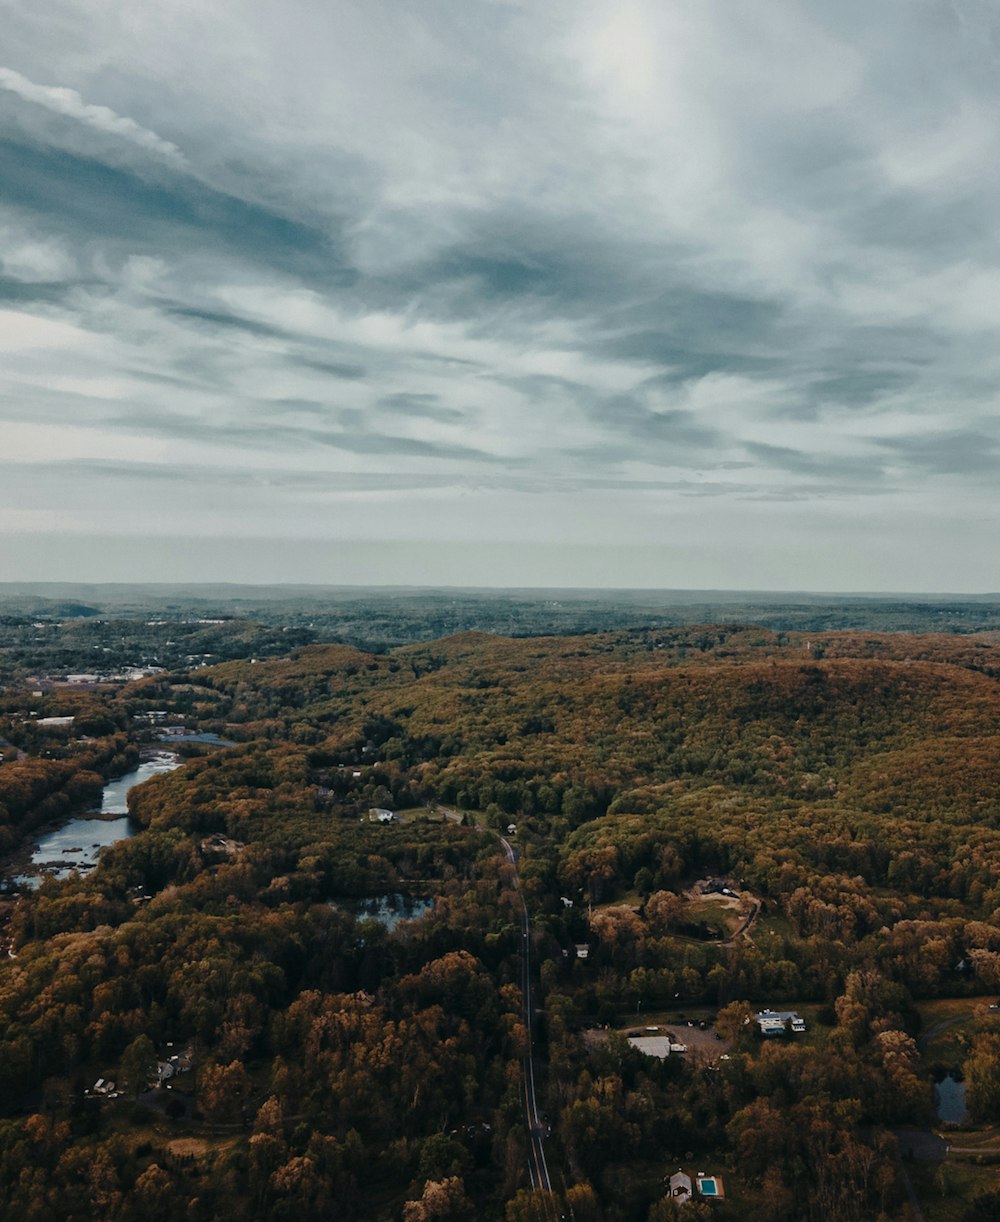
[
  {"xmin": 917, "ymin": 998, "xmax": 984, "ymax": 1024},
  {"xmin": 394, "ymin": 806, "xmax": 435, "ymax": 823},
  {"xmin": 908, "ymin": 1158, "xmax": 1000, "ymax": 1221},
  {"xmin": 751, "ymin": 912, "xmax": 796, "ymax": 941},
  {"xmin": 916, "ymin": 998, "xmax": 983, "ymax": 1070}
]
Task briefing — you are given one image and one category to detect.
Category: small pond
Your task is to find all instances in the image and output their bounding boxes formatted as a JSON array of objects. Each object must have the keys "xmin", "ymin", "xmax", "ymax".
[
  {"xmin": 349, "ymin": 894, "xmax": 435, "ymax": 931},
  {"xmin": 13, "ymin": 752, "xmax": 179, "ymax": 889},
  {"xmin": 935, "ymin": 1071, "xmax": 968, "ymax": 1124}
]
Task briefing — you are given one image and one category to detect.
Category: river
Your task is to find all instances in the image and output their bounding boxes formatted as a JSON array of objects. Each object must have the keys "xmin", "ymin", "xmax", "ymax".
[{"xmin": 12, "ymin": 751, "xmax": 180, "ymax": 889}]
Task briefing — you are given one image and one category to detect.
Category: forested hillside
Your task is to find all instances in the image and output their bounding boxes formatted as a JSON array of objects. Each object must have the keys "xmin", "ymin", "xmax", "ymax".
[{"xmin": 2, "ymin": 625, "xmax": 1000, "ymax": 1220}]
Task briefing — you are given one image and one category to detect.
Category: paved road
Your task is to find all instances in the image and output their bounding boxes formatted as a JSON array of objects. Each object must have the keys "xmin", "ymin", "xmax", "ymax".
[
  {"xmin": 892, "ymin": 1128, "xmax": 946, "ymax": 1163},
  {"xmin": 437, "ymin": 818, "xmax": 562, "ymax": 1216},
  {"xmin": 500, "ymin": 836, "xmax": 561, "ymax": 1220}
]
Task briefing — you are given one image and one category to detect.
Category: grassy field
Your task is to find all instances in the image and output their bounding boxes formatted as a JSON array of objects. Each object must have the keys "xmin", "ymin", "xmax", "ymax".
[
  {"xmin": 917, "ymin": 998, "xmax": 985, "ymax": 1024},
  {"xmin": 915, "ymin": 998, "xmax": 983, "ymax": 1070},
  {"xmin": 396, "ymin": 804, "xmax": 448, "ymax": 822},
  {"xmin": 750, "ymin": 912, "xmax": 796, "ymax": 940},
  {"xmin": 908, "ymin": 1158, "xmax": 1000, "ymax": 1220}
]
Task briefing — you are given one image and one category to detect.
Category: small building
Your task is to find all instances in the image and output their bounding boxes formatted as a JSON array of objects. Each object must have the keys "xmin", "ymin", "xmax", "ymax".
[
  {"xmin": 168, "ymin": 1050, "xmax": 193, "ymax": 1074},
  {"xmin": 755, "ymin": 1009, "xmax": 806, "ymax": 1036},
  {"xmin": 37, "ymin": 716, "xmax": 75, "ymax": 728},
  {"xmin": 369, "ymin": 808, "xmax": 396, "ymax": 824},
  {"xmin": 627, "ymin": 1035, "xmax": 672, "ymax": 1059},
  {"xmin": 200, "ymin": 835, "xmax": 244, "ymax": 858},
  {"xmin": 507, "ymin": 824, "xmax": 517, "ymax": 835},
  {"xmin": 560, "ymin": 896, "xmax": 574, "ymax": 908},
  {"xmin": 669, "ymin": 1172, "xmax": 692, "ymax": 1204},
  {"xmin": 574, "ymin": 944, "xmax": 590, "ymax": 959}
]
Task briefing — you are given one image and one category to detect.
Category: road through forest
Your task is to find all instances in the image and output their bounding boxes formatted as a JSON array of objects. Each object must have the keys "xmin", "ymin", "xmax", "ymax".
[{"xmin": 500, "ymin": 835, "xmax": 563, "ymax": 1221}]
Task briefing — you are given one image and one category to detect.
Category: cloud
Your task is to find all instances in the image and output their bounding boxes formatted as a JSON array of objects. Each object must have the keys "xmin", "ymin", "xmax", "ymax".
[
  {"xmin": 378, "ymin": 393, "xmax": 468, "ymax": 424},
  {"xmin": 0, "ymin": 139, "xmax": 351, "ymax": 286},
  {"xmin": 105, "ymin": 409, "xmax": 505, "ymax": 464},
  {"xmin": 744, "ymin": 440, "xmax": 888, "ymax": 484},
  {"xmin": 0, "ymin": 1, "xmax": 998, "ymax": 587},
  {"xmin": 0, "ymin": 66, "xmax": 187, "ymax": 165},
  {"xmin": 871, "ymin": 429, "xmax": 1000, "ymax": 476}
]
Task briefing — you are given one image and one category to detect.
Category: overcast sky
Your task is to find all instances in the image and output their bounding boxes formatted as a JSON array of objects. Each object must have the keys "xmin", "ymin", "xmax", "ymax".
[{"xmin": 1, "ymin": 1, "xmax": 998, "ymax": 590}]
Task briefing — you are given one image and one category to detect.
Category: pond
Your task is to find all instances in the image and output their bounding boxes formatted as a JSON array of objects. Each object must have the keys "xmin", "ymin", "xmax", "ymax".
[
  {"xmin": 12, "ymin": 751, "xmax": 179, "ymax": 889},
  {"xmin": 935, "ymin": 1071, "xmax": 968, "ymax": 1124},
  {"xmin": 350, "ymin": 894, "xmax": 435, "ymax": 931}
]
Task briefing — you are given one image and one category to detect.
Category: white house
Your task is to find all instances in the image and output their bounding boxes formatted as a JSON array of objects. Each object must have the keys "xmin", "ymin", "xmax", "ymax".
[
  {"xmin": 669, "ymin": 1172, "xmax": 692, "ymax": 1204},
  {"xmin": 755, "ymin": 1008, "xmax": 806, "ymax": 1035}
]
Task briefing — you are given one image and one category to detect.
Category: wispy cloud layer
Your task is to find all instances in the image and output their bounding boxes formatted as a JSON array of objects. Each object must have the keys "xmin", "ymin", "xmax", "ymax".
[
  {"xmin": 0, "ymin": 0, "xmax": 997, "ymax": 588},
  {"xmin": 0, "ymin": 67, "xmax": 186, "ymax": 165}
]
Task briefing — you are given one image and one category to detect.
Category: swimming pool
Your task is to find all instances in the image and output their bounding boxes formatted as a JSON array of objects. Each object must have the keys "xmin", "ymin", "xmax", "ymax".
[{"xmin": 699, "ymin": 1178, "xmax": 719, "ymax": 1196}]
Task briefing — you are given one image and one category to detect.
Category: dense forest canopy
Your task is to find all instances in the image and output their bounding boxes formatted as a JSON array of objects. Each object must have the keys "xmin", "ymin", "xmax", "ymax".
[{"xmin": 2, "ymin": 619, "xmax": 1000, "ymax": 1220}]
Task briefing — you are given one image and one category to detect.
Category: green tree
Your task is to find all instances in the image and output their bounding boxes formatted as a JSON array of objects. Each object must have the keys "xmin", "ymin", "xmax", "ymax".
[
  {"xmin": 120, "ymin": 1035, "xmax": 157, "ymax": 1098},
  {"xmin": 965, "ymin": 1033, "xmax": 1000, "ymax": 1122},
  {"xmin": 418, "ymin": 1133, "xmax": 471, "ymax": 1180}
]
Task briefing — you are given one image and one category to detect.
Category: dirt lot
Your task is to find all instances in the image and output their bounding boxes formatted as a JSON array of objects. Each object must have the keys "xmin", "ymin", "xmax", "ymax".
[
  {"xmin": 682, "ymin": 879, "xmax": 760, "ymax": 941},
  {"xmin": 584, "ymin": 1019, "xmax": 732, "ymax": 1064}
]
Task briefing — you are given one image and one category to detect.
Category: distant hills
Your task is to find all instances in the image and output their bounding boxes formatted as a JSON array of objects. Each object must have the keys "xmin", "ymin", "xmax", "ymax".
[{"xmin": 0, "ymin": 582, "xmax": 998, "ymax": 639}]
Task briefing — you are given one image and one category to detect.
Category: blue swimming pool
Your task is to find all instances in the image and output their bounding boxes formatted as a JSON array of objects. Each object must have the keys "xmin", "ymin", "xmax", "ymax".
[{"xmin": 699, "ymin": 1179, "xmax": 719, "ymax": 1196}]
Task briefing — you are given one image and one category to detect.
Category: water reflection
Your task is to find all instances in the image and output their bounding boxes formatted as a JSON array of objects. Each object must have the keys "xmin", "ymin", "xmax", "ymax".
[
  {"xmin": 12, "ymin": 752, "xmax": 179, "ymax": 889},
  {"xmin": 352, "ymin": 894, "xmax": 434, "ymax": 931},
  {"xmin": 935, "ymin": 1072, "xmax": 968, "ymax": 1124},
  {"xmin": 98, "ymin": 752, "xmax": 178, "ymax": 814}
]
